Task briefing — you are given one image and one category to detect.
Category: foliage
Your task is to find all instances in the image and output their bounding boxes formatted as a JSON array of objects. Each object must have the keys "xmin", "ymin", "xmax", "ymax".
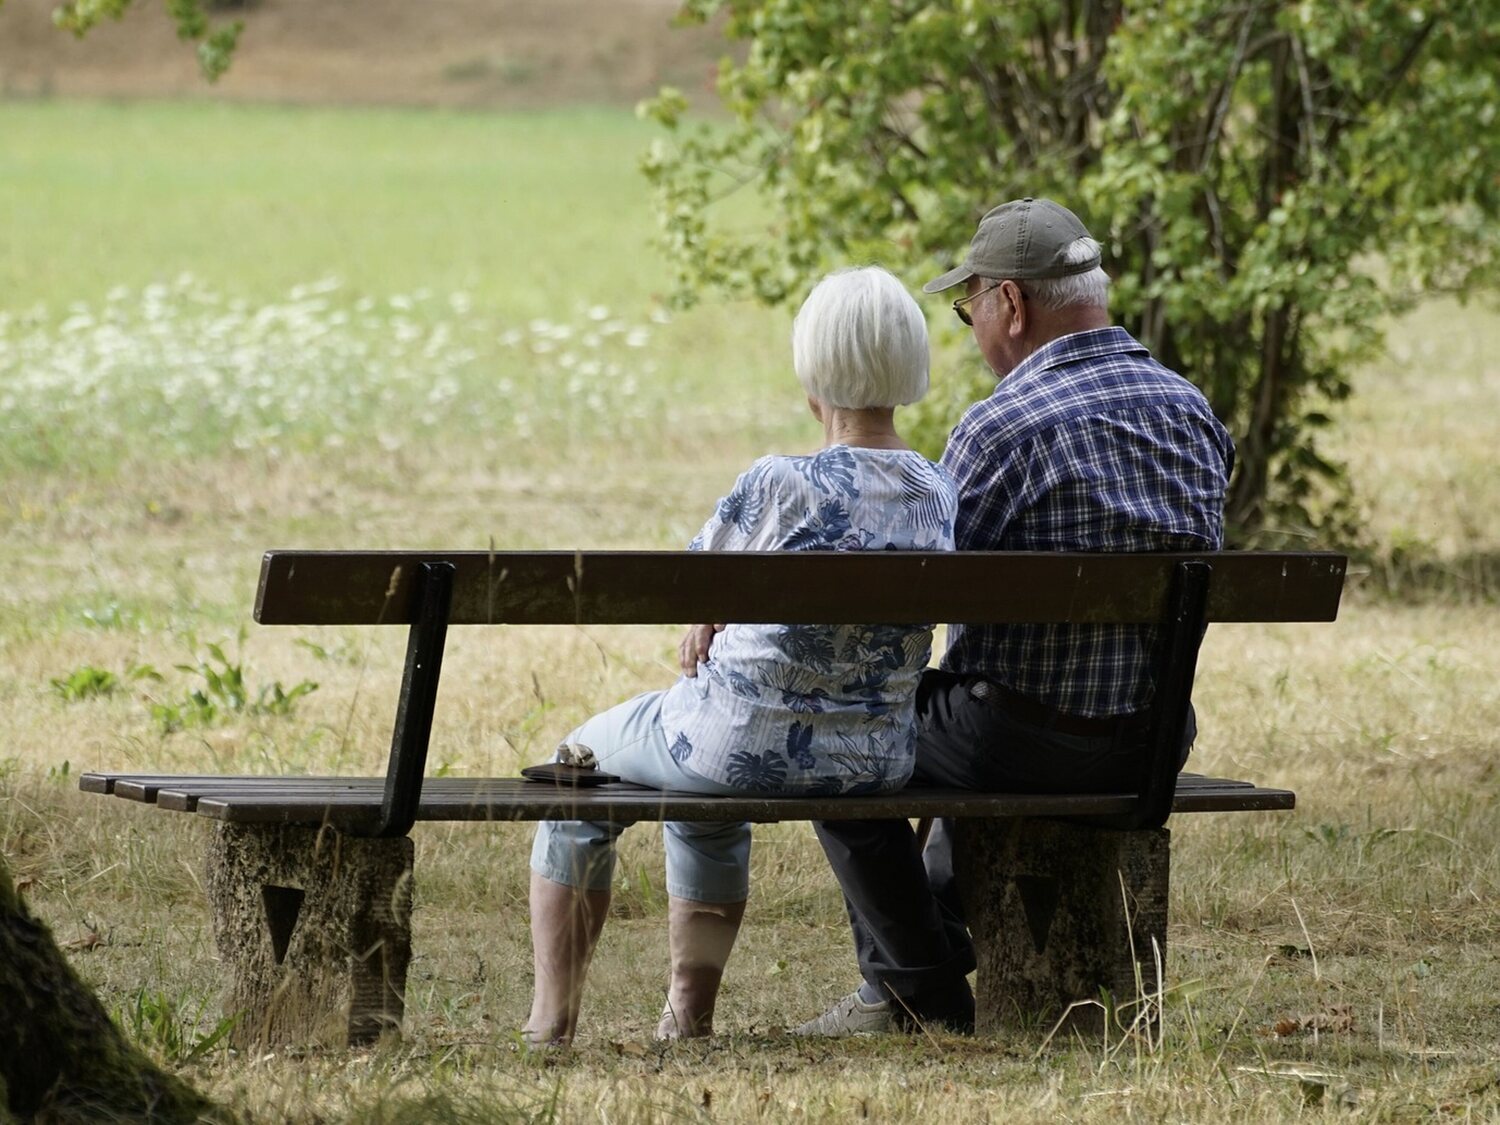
[
  {"xmin": 641, "ymin": 0, "xmax": 1500, "ymax": 541},
  {"xmin": 49, "ymin": 665, "xmax": 121, "ymax": 701},
  {"xmin": 114, "ymin": 988, "xmax": 237, "ymax": 1065},
  {"xmin": 44, "ymin": 0, "xmax": 241, "ymax": 80},
  {"xmin": 150, "ymin": 637, "xmax": 317, "ymax": 733},
  {"xmin": 50, "ymin": 662, "xmax": 159, "ymax": 702},
  {"xmin": 46, "ymin": 643, "xmax": 315, "ymax": 731}
]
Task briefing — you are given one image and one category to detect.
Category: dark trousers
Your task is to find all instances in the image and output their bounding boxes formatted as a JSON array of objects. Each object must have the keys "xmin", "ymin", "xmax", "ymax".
[{"xmin": 813, "ymin": 670, "xmax": 1194, "ymax": 1022}]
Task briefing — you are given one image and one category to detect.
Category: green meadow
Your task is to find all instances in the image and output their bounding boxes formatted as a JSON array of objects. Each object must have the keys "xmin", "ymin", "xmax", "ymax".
[{"xmin": 1, "ymin": 99, "xmax": 1497, "ymax": 1122}]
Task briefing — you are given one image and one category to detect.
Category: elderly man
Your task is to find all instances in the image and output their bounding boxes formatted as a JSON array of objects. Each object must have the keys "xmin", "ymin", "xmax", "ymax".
[{"xmin": 796, "ymin": 198, "xmax": 1236, "ymax": 1036}]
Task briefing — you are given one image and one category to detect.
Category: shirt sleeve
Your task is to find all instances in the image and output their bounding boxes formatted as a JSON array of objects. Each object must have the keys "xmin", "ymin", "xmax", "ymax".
[
  {"xmin": 688, "ymin": 458, "xmax": 783, "ymax": 552},
  {"xmin": 940, "ymin": 418, "xmax": 1031, "ymax": 550}
]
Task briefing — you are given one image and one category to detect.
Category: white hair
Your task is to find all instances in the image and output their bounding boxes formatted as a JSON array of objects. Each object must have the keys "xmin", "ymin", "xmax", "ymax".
[
  {"xmin": 792, "ymin": 267, "xmax": 929, "ymax": 408},
  {"xmin": 1023, "ymin": 237, "xmax": 1111, "ymax": 311}
]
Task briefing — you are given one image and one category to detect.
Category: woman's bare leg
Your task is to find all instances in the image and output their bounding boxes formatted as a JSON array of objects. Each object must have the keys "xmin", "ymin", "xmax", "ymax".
[
  {"xmin": 656, "ymin": 895, "xmax": 747, "ymax": 1039},
  {"xmin": 523, "ymin": 871, "xmax": 611, "ymax": 1046}
]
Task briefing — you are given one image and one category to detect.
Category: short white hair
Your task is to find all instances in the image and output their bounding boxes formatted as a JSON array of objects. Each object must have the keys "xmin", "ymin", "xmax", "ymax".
[
  {"xmin": 792, "ymin": 267, "xmax": 929, "ymax": 408},
  {"xmin": 1023, "ymin": 237, "xmax": 1111, "ymax": 311}
]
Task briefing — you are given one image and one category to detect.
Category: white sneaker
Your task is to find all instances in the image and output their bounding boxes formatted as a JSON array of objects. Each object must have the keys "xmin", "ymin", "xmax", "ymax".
[{"xmin": 791, "ymin": 991, "xmax": 895, "ymax": 1037}]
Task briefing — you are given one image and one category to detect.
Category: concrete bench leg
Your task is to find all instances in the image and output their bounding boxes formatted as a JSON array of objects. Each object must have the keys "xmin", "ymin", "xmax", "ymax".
[
  {"xmin": 952, "ymin": 818, "xmax": 1169, "ymax": 1036},
  {"xmin": 204, "ymin": 823, "xmax": 413, "ymax": 1048}
]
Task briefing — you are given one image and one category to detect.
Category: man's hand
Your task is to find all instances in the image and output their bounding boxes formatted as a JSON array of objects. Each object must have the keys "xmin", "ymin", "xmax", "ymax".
[{"xmin": 679, "ymin": 623, "xmax": 726, "ymax": 675}]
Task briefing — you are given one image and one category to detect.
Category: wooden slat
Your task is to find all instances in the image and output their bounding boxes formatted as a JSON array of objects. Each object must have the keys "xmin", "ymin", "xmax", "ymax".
[
  {"xmin": 114, "ymin": 776, "xmax": 369, "ymax": 803},
  {"xmin": 84, "ymin": 773, "xmax": 1293, "ymax": 828},
  {"xmin": 146, "ymin": 776, "xmax": 602, "ymax": 813},
  {"xmin": 255, "ymin": 550, "xmax": 1347, "ymax": 627},
  {"xmin": 96, "ymin": 774, "xmax": 576, "ymax": 801},
  {"xmin": 191, "ymin": 784, "xmax": 1293, "ymax": 829}
]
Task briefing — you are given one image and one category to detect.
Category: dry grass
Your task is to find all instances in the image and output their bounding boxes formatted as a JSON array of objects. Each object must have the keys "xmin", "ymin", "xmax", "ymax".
[{"xmin": 1, "ymin": 105, "xmax": 1497, "ymax": 1122}]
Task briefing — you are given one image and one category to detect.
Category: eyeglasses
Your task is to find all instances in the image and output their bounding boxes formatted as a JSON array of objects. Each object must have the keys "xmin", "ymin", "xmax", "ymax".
[{"xmin": 951, "ymin": 281, "xmax": 1004, "ymax": 326}]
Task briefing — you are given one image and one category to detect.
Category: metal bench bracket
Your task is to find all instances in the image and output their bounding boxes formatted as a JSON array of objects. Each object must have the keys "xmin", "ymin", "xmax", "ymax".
[
  {"xmin": 371, "ymin": 561, "xmax": 454, "ymax": 838},
  {"xmin": 1119, "ymin": 559, "xmax": 1212, "ymax": 831}
]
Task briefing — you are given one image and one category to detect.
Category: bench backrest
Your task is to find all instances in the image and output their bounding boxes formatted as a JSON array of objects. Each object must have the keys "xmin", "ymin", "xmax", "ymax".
[
  {"xmin": 256, "ymin": 550, "xmax": 1346, "ymax": 626},
  {"xmin": 254, "ymin": 550, "xmax": 1346, "ymax": 839}
]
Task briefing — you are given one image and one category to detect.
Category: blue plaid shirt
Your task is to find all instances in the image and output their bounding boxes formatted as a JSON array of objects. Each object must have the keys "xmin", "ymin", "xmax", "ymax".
[{"xmin": 939, "ymin": 326, "xmax": 1234, "ymax": 717}]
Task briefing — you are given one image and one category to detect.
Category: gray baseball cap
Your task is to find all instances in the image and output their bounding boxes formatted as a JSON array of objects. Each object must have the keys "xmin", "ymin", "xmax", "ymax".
[{"xmin": 922, "ymin": 198, "xmax": 1100, "ymax": 293}]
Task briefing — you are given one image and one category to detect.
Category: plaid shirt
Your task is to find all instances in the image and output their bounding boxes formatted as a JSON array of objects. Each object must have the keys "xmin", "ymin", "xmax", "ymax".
[{"xmin": 939, "ymin": 326, "xmax": 1234, "ymax": 717}]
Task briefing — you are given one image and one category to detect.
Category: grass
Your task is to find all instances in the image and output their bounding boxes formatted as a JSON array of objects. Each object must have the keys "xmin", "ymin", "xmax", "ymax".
[
  {"xmin": 4, "ymin": 101, "xmax": 689, "ymax": 310},
  {"xmin": 1, "ymin": 98, "xmax": 1497, "ymax": 1122}
]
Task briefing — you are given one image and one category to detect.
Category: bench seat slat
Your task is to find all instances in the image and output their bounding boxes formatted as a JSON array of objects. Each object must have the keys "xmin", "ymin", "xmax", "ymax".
[
  {"xmin": 89, "ymin": 773, "xmax": 1290, "ymax": 829},
  {"xmin": 147, "ymin": 777, "xmax": 573, "ymax": 813},
  {"xmin": 191, "ymin": 786, "xmax": 1293, "ymax": 828},
  {"xmin": 91, "ymin": 771, "xmax": 1261, "ymax": 797},
  {"xmin": 87, "ymin": 773, "xmax": 468, "ymax": 805}
]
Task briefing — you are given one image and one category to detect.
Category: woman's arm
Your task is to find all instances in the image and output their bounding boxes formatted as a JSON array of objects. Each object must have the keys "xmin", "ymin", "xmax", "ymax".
[{"xmin": 678, "ymin": 458, "xmax": 782, "ymax": 675}]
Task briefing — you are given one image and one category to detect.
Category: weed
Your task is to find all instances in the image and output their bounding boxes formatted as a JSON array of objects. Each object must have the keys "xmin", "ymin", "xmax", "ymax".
[
  {"xmin": 294, "ymin": 634, "xmax": 363, "ymax": 666},
  {"xmin": 49, "ymin": 665, "xmax": 119, "ymax": 701},
  {"xmin": 148, "ymin": 638, "xmax": 317, "ymax": 733},
  {"xmin": 50, "ymin": 662, "xmax": 160, "ymax": 702},
  {"xmin": 115, "ymin": 988, "xmax": 237, "ymax": 1065}
]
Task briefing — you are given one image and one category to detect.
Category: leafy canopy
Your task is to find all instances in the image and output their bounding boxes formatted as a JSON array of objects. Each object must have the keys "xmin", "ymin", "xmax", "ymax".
[{"xmin": 641, "ymin": 0, "xmax": 1499, "ymax": 539}]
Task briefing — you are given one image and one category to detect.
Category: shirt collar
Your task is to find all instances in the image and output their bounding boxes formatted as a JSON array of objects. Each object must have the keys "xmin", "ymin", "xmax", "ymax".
[{"xmin": 1000, "ymin": 325, "xmax": 1147, "ymax": 388}]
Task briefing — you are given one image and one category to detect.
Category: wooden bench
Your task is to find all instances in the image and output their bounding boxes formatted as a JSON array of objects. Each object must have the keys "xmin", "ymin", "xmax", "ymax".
[{"xmin": 81, "ymin": 548, "xmax": 1346, "ymax": 1046}]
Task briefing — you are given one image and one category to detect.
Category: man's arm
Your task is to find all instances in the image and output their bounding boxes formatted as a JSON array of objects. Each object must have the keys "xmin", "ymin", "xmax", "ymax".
[{"xmin": 940, "ymin": 419, "xmax": 1030, "ymax": 550}]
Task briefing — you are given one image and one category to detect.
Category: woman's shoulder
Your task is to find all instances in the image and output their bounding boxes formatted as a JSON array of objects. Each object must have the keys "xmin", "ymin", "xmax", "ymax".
[
  {"xmin": 729, "ymin": 453, "xmax": 801, "ymax": 494},
  {"xmin": 860, "ymin": 447, "xmax": 957, "ymax": 493},
  {"xmin": 742, "ymin": 447, "xmax": 954, "ymax": 501}
]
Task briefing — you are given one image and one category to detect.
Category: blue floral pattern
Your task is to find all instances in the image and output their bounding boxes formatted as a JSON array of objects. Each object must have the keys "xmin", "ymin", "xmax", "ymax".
[
  {"xmin": 784, "ymin": 498, "xmax": 854, "ymax": 552},
  {"xmin": 785, "ymin": 722, "xmax": 816, "ymax": 769},
  {"xmin": 725, "ymin": 748, "xmax": 789, "ymax": 790},
  {"xmin": 794, "ymin": 446, "xmax": 859, "ymax": 499},
  {"xmin": 662, "ymin": 448, "xmax": 958, "ymax": 795},
  {"xmin": 714, "ymin": 461, "xmax": 769, "ymax": 534},
  {"xmin": 668, "ymin": 732, "xmax": 694, "ymax": 763}
]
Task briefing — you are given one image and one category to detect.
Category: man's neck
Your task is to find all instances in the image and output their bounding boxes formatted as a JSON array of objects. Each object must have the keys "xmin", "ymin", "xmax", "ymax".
[{"xmin": 998, "ymin": 309, "xmax": 1113, "ymax": 379}]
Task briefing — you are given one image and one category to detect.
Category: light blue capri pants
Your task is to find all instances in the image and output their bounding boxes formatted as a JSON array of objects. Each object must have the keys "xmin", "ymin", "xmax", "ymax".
[{"xmin": 529, "ymin": 690, "xmax": 753, "ymax": 904}]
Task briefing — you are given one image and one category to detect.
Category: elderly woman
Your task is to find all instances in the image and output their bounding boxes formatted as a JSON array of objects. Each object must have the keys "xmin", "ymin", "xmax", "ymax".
[{"xmin": 523, "ymin": 266, "xmax": 956, "ymax": 1046}]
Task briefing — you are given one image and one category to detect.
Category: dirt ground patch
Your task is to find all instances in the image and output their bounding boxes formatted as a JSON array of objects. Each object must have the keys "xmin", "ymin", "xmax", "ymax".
[{"xmin": 0, "ymin": 0, "xmax": 729, "ymax": 108}]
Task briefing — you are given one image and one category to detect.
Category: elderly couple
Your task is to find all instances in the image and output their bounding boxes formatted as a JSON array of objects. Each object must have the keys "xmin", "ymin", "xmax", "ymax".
[{"xmin": 523, "ymin": 198, "xmax": 1235, "ymax": 1045}]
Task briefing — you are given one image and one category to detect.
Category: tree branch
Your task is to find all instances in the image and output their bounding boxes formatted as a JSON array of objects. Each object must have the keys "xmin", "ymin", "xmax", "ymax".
[
  {"xmin": 1326, "ymin": 20, "xmax": 1436, "ymax": 151},
  {"xmin": 1197, "ymin": 5, "xmax": 1260, "ymax": 175}
]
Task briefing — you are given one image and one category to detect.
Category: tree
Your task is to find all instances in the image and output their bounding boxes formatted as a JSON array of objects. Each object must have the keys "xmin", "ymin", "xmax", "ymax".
[
  {"xmin": 0, "ymin": 861, "xmax": 219, "ymax": 1122},
  {"xmin": 641, "ymin": 0, "xmax": 1500, "ymax": 540}
]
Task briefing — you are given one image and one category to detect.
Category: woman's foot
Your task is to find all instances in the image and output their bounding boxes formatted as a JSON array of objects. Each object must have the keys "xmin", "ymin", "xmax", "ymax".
[
  {"xmin": 518, "ymin": 1025, "xmax": 571, "ymax": 1052},
  {"xmin": 654, "ymin": 1000, "xmax": 711, "ymax": 1041}
]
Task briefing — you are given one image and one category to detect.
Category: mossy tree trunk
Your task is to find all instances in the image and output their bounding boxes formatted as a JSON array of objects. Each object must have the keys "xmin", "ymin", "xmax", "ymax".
[{"xmin": 0, "ymin": 857, "xmax": 218, "ymax": 1123}]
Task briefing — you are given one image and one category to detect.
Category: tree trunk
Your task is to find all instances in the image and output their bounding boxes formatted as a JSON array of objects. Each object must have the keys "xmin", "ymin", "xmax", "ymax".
[{"xmin": 0, "ymin": 857, "xmax": 218, "ymax": 1123}]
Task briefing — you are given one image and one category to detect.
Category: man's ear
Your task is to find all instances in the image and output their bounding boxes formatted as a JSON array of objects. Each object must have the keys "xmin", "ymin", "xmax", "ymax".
[
  {"xmin": 1002, "ymin": 281, "xmax": 1027, "ymax": 339},
  {"xmin": 806, "ymin": 395, "xmax": 825, "ymax": 422}
]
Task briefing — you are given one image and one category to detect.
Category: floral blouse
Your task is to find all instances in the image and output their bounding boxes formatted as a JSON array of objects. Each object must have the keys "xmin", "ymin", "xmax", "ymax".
[{"xmin": 659, "ymin": 445, "xmax": 957, "ymax": 795}]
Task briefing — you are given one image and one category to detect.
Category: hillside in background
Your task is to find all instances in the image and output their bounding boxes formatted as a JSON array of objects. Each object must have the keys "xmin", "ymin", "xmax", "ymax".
[{"xmin": 0, "ymin": 0, "xmax": 727, "ymax": 107}]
